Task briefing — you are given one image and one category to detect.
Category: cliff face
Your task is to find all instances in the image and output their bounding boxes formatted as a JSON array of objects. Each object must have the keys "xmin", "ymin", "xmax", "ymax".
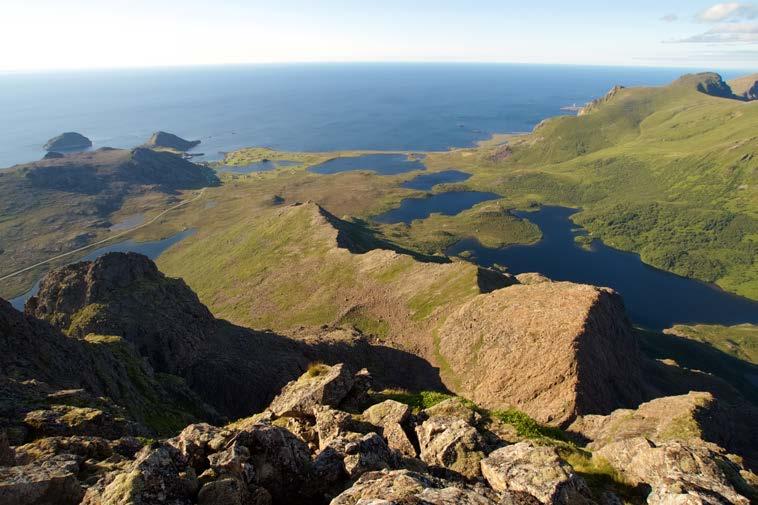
[
  {"xmin": 43, "ymin": 132, "xmax": 92, "ymax": 151},
  {"xmin": 436, "ymin": 282, "xmax": 646, "ymax": 426},
  {"xmin": 577, "ymin": 85, "xmax": 625, "ymax": 116}
]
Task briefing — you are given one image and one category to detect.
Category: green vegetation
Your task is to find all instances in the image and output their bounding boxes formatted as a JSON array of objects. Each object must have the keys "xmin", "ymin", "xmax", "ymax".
[
  {"xmin": 465, "ymin": 74, "xmax": 758, "ymax": 299},
  {"xmin": 379, "ymin": 200, "xmax": 541, "ymax": 255},
  {"xmin": 374, "ymin": 389, "xmax": 453, "ymax": 411},
  {"xmin": 664, "ymin": 323, "xmax": 758, "ymax": 364},
  {"xmin": 306, "ymin": 362, "xmax": 330, "ymax": 377},
  {"xmin": 491, "ymin": 408, "xmax": 566, "ymax": 440}
]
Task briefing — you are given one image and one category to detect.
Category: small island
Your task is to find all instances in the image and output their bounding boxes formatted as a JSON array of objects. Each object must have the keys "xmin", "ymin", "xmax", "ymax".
[
  {"xmin": 145, "ymin": 131, "xmax": 201, "ymax": 152},
  {"xmin": 43, "ymin": 132, "xmax": 92, "ymax": 151}
]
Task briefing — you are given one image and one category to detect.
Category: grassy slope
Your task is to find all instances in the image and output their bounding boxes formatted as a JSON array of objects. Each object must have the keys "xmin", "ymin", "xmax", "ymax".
[
  {"xmin": 664, "ymin": 323, "xmax": 758, "ymax": 364},
  {"xmin": 463, "ymin": 75, "xmax": 758, "ymax": 299}
]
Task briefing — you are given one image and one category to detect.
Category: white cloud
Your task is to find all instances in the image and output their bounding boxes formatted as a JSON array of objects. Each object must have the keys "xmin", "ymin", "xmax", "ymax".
[
  {"xmin": 697, "ymin": 3, "xmax": 758, "ymax": 22},
  {"xmin": 671, "ymin": 22, "xmax": 758, "ymax": 43}
]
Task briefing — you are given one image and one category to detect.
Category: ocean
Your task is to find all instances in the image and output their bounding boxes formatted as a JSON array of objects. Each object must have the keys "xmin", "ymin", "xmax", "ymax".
[{"xmin": 0, "ymin": 63, "xmax": 736, "ymax": 168}]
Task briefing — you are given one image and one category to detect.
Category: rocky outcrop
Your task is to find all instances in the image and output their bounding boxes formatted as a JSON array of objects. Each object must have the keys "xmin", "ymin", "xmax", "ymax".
[
  {"xmin": 0, "ymin": 364, "xmax": 755, "ymax": 505},
  {"xmin": 480, "ymin": 443, "xmax": 593, "ymax": 504},
  {"xmin": 145, "ymin": 131, "xmax": 201, "ymax": 151},
  {"xmin": 416, "ymin": 416, "xmax": 485, "ymax": 479},
  {"xmin": 435, "ymin": 282, "xmax": 646, "ymax": 425},
  {"xmin": 268, "ymin": 363, "xmax": 354, "ymax": 417},
  {"xmin": 43, "ymin": 132, "xmax": 92, "ymax": 151},
  {"xmin": 596, "ymin": 438, "xmax": 753, "ymax": 505},
  {"xmin": 0, "ymin": 454, "xmax": 83, "ymax": 505},
  {"xmin": 568, "ymin": 391, "xmax": 758, "ymax": 468},
  {"xmin": 578, "ymin": 86, "xmax": 625, "ymax": 116}
]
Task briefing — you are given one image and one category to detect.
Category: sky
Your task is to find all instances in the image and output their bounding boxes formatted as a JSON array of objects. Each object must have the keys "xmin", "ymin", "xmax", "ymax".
[{"xmin": 1, "ymin": 1, "xmax": 757, "ymax": 72}]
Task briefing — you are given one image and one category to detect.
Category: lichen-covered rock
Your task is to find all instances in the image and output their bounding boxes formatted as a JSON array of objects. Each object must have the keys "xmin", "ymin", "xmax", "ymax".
[
  {"xmin": 15, "ymin": 436, "xmax": 112, "ymax": 465},
  {"xmin": 0, "ymin": 454, "xmax": 83, "ymax": 505},
  {"xmin": 596, "ymin": 438, "xmax": 752, "ymax": 505},
  {"xmin": 236, "ymin": 424, "xmax": 313, "ymax": 503},
  {"xmin": 568, "ymin": 392, "xmax": 757, "ymax": 468},
  {"xmin": 416, "ymin": 416, "xmax": 485, "ymax": 479},
  {"xmin": 314, "ymin": 405, "xmax": 355, "ymax": 450},
  {"xmin": 81, "ymin": 444, "xmax": 194, "ymax": 505},
  {"xmin": 168, "ymin": 423, "xmax": 233, "ymax": 471},
  {"xmin": 269, "ymin": 364, "xmax": 354, "ymax": 417},
  {"xmin": 383, "ymin": 422, "xmax": 416, "ymax": 457},
  {"xmin": 339, "ymin": 368, "xmax": 373, "ymax": 411},
  {"xmin": 23, "ymin": 405, "xmax": 134, "ymax": 440},
  {"xmin": 480, "ymin": 442, "xmax": 594, "ymax": 504},
  {"xmin": 207, "ymin": 442, "xmax": 253, "ymax": 483},
  {"xmin": 362, "ymin": 400, "xmax": 410, "ymax": 427},
  {"xmin": 197, "ymin": 477, "xmax": 271, "ymax": 505},
  {"xmin": 423, "ymin": 398, "xmax": 480, "ymax": 426},
  {"xmin": 343, "ymin": 432, "xmax": 394, "ymax": 479},
  {"xmin": 329, "ymin": 469, "xmax": 498, "ymax": 505}
]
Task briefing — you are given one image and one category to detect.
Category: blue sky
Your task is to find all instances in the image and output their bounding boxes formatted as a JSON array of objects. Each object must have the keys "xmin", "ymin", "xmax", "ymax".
[{"xmin": 2, "ymin": 1, "xmax": 756, "ymax": 71}]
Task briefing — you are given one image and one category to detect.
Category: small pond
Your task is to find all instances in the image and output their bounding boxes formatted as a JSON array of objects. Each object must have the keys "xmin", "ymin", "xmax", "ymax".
[
  {"xmin": 373, "ymin": 190, "xmax": 500, "ymax": 224},
  {"xmin": 401, "ymin": 170, "xmax": 471, "ymax": 190},
  {"xmin": 308, "ymin": 154, "xmax": 425, "ymax": 175}
]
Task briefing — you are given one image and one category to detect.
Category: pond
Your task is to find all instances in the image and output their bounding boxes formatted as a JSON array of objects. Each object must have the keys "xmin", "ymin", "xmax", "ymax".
[
  {"xmin": 308, "ymin": 154, "xmax": 426, "ymax": 175},
  {"xmin": 447, "ymin": 206, "xmax": 758, "ymax": 330},
  {"xmin": 401, "ymin": 170, "xmax": 471, "ymax": 190},
  {"xmin": 10, "ymin": 229, "xmax": 195, "ymax": 311},
  {"xmin": 109, "ymin": 213, "xmax": 145, "ymax": 232},
  {"xmin": 373, "ymin": 190, "xmax": 500, "ymax": 224}
]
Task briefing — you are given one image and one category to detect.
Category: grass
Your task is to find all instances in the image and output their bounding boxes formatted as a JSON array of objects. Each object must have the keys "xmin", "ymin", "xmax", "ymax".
[
  {"xmin": 374, "ymin": 389, "xmax": 454, "ymax": 411},
  {"xmin": 664, "ymin": 323, "xmax": 758, "ymax": 364},
  {"xmin": 462, "ymin": 75, "xmax": 758, "ymax": 299},
  {"xmin": 491, "ymin": 408, "xmax": 566, "ymax": 440}
]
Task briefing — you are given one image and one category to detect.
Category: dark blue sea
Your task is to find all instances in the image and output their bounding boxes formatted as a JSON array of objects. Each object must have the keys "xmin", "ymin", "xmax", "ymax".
[{"xmin": 0, "ymin": 63, "xmax": 732, "ymax": 168}]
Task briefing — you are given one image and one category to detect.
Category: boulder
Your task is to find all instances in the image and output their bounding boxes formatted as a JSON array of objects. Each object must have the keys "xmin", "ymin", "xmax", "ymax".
[
  {"xmin": 23, "ymin": 405, "xmax": 134, "ymax": 440},
  {"xmin": 596, "ymin": 438, "xmax": 752, "ymax": 505},
  {"xmin": 206, "ymin": 442, "xmax": 253, "ymax": 483},
  {"xmin": 423, "ymin": 397, "xmax": 480, "ymax": 425},
  {"xmin": 314, "ymin": 405, "xmax": 355, "ymax": 450},
  {"xmin": 435, "ymin": 282, "xmax": 645, "ymax": 425},
  {"xmin": 236, "ymin": 424, "xmax": 313, "ymax": 503},
  {"xmin": 480, "ymin": 442, "xmax": 594, "ymax": 504},
  {"xmin": 168, "ymin": 423, "xmax": 232, "ymax": 471},
  {"xmin": 343, "ymin": 432, "xmax": 394, "ymax": 479},
  {"xmin": 82, "ymin": 444, "xmax": 194, "ymax": 505},
  {"xmin": 415, "ymin": 416, "xmax": 485, "ymax": 479},
  {"xmin": 383, "ymin": 422, "xmax": 417, "ymax": 457},
  {"xmin": 0, "ymin": 454, "xmax": 83, "ymax": 505},
  {"xmin": 339, "ymin": 368, "xmax": 373, "ymax": 411},
  {"xmin": 362, "ymin": 400, "xmax": 410, "ymax": 427},
  {"xmin": 15, "ymin": 436, "xmax": 112, "ymax": 465},
  {"xmin": 329, "ymin": 469, "xmax": 498, "ymax": 505},
  {"xmin": 269, "ymin": 363, "xmax": 354, "ymax": 417},
  {"xmin": 43, "ymin": 132, "xmax": 92, "ymax": 151},
  {"xmin": 273, "ymin": 415, "xmax": 319, "ymax": 450},
  {"xmin": 196, "ymin": 477, "xmax": 271, "ymax": 505}
]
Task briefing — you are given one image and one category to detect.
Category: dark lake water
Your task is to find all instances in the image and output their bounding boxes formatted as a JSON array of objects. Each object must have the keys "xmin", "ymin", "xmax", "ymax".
[
  {"xmin": 308, "ymin": 154, "xmax": 426, "ymax": 175},
  {"xmin": 0, "ymin": 64, "xmax": 719, "ymax": 168},
  {"xmin": 9, "ymin": 229, "xmax": 195, "ymax": 311},
  {"xmin": 373, "ymin": 190, "xmax": 500, "ymax": 224},
  {"xmin": 447, "ymin": 206, "xmax": 758, "ymax": 330},
  {"xmin": 402, "ymin": 170, "xmax": 471, "ymax": 190},
  {"xmin": 216, "ymin": 159, "xmax": 299, "ymax": 174}
]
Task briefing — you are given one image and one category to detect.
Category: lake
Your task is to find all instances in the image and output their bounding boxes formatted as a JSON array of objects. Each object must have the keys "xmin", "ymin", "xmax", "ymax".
[
  {"xmin": 447, "ymin": 206, "xmax": 758, "ymax": 330},
  {"xmin": 0, "ymin": 64, "xmax": 721, "ymax": 168},
  {"xmin": 373, "ymin": 190, "xmax": 500, "ymax": 224},
  {"xmin": 9, "ymin": 229, "xmax": 195, "ymax": 310},
  {"xmin": 308, "ymin": 154, "xmax": 426, "ymax": 175}
]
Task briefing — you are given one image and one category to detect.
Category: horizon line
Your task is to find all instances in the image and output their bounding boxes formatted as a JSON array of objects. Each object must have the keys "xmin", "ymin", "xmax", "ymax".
[{"xmin": 1, "ymin": 60, "xmax": 755, "ymax": 76}]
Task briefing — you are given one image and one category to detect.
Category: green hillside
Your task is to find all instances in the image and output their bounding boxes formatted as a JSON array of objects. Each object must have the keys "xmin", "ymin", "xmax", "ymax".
[{"xmin": 468, "ymin": 73, "xmax": 758, "ymax": 299}]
